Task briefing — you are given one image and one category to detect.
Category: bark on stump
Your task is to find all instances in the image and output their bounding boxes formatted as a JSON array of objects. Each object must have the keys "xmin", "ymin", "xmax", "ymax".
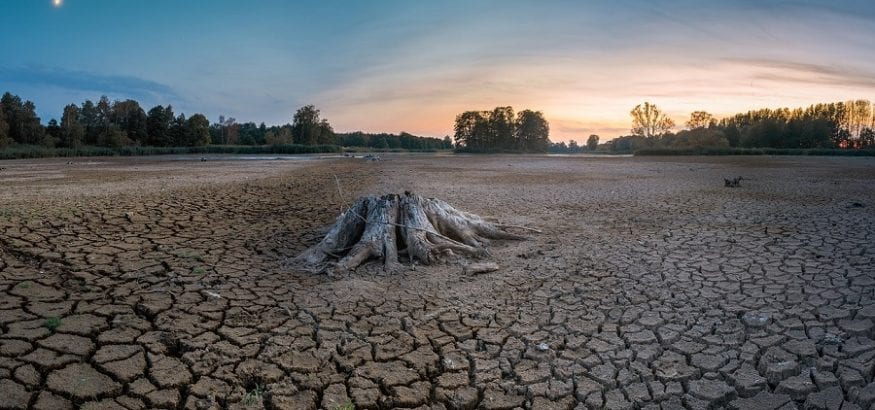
[{"xmin": 295, "ymin": 192, "xmax": 530, "ymax": 273}]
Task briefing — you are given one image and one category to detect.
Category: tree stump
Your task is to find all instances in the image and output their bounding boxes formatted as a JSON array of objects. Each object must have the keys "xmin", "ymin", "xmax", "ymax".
[{"xmin": 295, "ymin": 192, "xmax": 532, "ymax": 273}]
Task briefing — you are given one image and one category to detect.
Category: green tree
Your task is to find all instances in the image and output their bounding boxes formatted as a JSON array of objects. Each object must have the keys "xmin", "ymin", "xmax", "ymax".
[
  {"xmin": 631, "ymin": 102, "xmax": 675, "ymax": 137},
  {"xmin": 515, "ymin": 109, "xmax": 550, "ymax": 152},
  {"xmin": 182, "ymin": 114, "xmax": 210, "ymax": 146},
  {"xmin": 146, "ymin": 105, "xmax": 174, "ymax": 146},
  {"xmin": 317, "ymin": 119, "xmax": 335, "ymax": 145},
  {"xmin": 97, "ymin": 125, "xmax": 132, "ymax": 148},
  {"xmin": 453, "ymin": 111, "xmax": 490, "ymax": 150},
  {"xmin": 110, "ymin": 99, "xmax": 148, "ymax": 144},
  {"xmin": 79, "ymin": 99, "xmax": 99, "ymax": 145},
  {"xmin": 586, "ymin": 134, "xmax": 599, "ymax": 150},
  {"xmin": 60, "ymin": 104, "xmax": 85, "ymax": 148},
  {"xmin": 265, "ymin": 127, "xmax": 293, "ymax": 145},
  {"xmin": 490, "ymin": 106, "xmax": 515, "ymax": 150},
  {"xmin": 0, "ymin": 103, "xmax": 10, "ymax": 148},
  {"xmin": 45, "ymin": 119, "xmax": 61, "ymax": 146},
  {"xmin": 169, "ymin": 113, "xmax": 186, "ymax": 146},
  {"xmin": 1, "ymin": 92, "xmax": 45, "ymax": 145},
  {"xmin": 292, "ymin": 105, "xmax": 326, "ymax": 145},
  {"xmin": 96, "ymin": 95, "xmax": 112, "ymax": 131}
]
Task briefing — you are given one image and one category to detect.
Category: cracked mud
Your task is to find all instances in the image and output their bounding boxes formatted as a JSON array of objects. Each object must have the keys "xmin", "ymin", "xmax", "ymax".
[{"xmin": 1, "ymin": 155, "xmax": 874, "ymax": 410}]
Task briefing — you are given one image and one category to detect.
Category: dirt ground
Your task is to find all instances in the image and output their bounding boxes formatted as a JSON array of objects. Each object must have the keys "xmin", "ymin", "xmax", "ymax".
[{"xmin": 0, "ymin": 154, "xmax": 874, "ymax": 410}]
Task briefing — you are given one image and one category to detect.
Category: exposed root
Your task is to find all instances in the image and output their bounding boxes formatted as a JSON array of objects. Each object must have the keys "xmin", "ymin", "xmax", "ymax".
[{"xmin": 294, "ymin": 192, "xmax": 532, "ymax": 273}]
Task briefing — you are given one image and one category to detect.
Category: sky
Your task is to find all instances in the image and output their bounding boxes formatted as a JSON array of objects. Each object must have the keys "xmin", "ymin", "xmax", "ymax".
[{"xmin": 1, "ymin": 0, "xmax": 874, "ymax": 142}]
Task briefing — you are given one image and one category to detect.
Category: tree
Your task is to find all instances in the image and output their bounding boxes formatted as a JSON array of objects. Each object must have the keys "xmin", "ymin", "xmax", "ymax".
[
  {"xmin": 490, "ymin": 106, "xmax": 515, "ymax": 150},
  {"xmin": 146, "ymin": 105, "xmax": 174, "ymax": 146},
  {"xmin": 59, "ymin": 104, "xmax": 85, "ymax": 148},
  {"xmin": 96, "ymin": 96, "xmax": 112, "ymax": 131},
  {"xmin": 453, "ymin": 111, "xmax": 490, "ymax": 150},
  {"xmin": 586, "ymin": 134, "xmax": 599, "ymax": 151},
  {"xmin": 169, "ymin": 113, "xmax": 186, "ymax": 146},
  {"xmin": 265, "ymin": 127, "xmax": 293, "ymax": 145},
  {"xmin": 317, "ymin": 119, "xmax": 335, "ymax": 145},
  {"xmin": 515, "ymin": 109, "xmax": 550, "ymax": 153},
  {"xmin": 1, "ymin": 92, "xmax": 45, "ymax": 145},
  {"xmin": 98, "ymin": 125, "xmax": 132, "ymax": 148},
  {"xmin": 686, "ymin": 111, "xmax": 714, "ymax": 129},
  {"xmin": 79, "ymin": 100, "xmax": 99, "ymax": 145},
  {"xmin": 110, "ymin": 99, "xmax": 148, "ymax": 144},
  {"xmin": 45, "ymin": 119, "xmax": 61, "ymax": 146},
  {"xmin": 442, "ymin": 136, "xmax": 452, "ymax": 149},
  {"xmin": 215, "ymin": 115, "xmax": 239, "ymax": 145},
  {"xmin": 0, "ymin": 103, "xmax": 10, "ymax": 148},
  {"xmin": 842, "ymin": 99, "xmax": 873, "ymax": 140},
  {"xmin": 631, "ymin": 102, "xmax": 675, "ymax": 137},
  {"xmin": 860, "ymin": 128, "xmax": 875, "ymax": 148},
  {"xmin": 292, "ymin": 105, "xmax": 326, "ymax": 145},
  {"xmin": 182, "ymin": 114, "xmax": 210, "ymax": 146}
]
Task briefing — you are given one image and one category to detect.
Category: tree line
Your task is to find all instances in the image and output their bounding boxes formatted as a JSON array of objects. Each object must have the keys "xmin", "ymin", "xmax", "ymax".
[
  {"xmin": 0, "ymin": 92, "xmax": 445, "ymax": 151},
  {"xmin": 607, "ymin": 100, "xmax": 875, "ymax": 152},
  {"xmin": 453, "ymin": 106, "xmax": 550, "ymax": 153}
]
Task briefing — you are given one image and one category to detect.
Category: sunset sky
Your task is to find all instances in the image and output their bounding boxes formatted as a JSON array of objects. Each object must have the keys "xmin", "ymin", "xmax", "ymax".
[{"xmin": 1, "ymin": 0, "xmax": 874, "ymax": 141}]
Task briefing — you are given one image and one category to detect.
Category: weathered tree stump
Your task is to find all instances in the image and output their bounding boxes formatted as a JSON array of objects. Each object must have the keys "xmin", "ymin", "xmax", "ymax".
[{"xmin": 295, "ymin": 192, "xmax": 532, "ymax": 273}]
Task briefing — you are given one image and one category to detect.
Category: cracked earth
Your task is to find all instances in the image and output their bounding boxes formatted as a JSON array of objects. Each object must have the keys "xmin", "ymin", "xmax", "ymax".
[{"xmin": 0, "ymin": 154, "xmax": 874, "ymax": 410}]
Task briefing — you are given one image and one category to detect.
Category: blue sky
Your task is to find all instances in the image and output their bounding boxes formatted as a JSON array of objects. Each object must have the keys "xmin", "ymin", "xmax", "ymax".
[{"xmin": 2, "ymin": 0, "xmax": 874, "ymax": 140}]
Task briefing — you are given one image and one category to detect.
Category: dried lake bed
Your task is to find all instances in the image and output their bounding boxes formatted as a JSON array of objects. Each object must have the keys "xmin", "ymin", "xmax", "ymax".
[{"xmin": 0, "ymin": 154, "xmax": 874, "ymax": 409}]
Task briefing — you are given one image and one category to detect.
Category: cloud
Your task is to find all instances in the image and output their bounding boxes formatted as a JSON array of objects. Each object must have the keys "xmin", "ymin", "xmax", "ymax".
[
  {"xmin": 724, "ymin": 58, "xmax": 875, "ymax": 89},
  {"xmin": 0, "ymin": 65, "xmax": 181, "ymax": 101}
]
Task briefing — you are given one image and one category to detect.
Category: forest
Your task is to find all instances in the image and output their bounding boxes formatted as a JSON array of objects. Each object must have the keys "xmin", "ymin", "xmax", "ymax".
[
  {"xmin": 452, "ymin": 107, "xmax": 550, "ymax": 153},
  {"xmin": 0, "ymin": 92, "xmax": 448, "ymax": 154},
  {"xmin": 2, "ymin": 90, "xmax": 874, "ymax": 156},
  {"xmin": 602, "ymin": 100, "xmax": 875, "ymax": 153}
]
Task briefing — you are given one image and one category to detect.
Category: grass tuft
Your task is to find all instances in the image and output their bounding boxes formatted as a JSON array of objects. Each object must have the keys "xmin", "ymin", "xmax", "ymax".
[{"xmin": 44, "ymin": 316, "xmax": 61, "ymax": 332}]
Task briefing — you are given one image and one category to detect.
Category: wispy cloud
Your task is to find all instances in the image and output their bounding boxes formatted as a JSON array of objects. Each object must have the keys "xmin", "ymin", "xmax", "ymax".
[
  {"xmin": 725, "ymin": 58, "xmax": 875, "ymax": 89},
  {"xmin": 0, "ymin": 65, "xmax": 181, "ymax": 101}
]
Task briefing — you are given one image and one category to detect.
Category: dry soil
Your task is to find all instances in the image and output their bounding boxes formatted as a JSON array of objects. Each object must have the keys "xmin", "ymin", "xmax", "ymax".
[{"xmin": 0, "ymin": 154, "xmax": 874, "ymax": 410}]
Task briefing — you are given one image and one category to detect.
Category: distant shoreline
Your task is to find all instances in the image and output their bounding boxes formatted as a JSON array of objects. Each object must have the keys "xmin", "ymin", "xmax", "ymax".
[
  {"xmin": 632, "ymin": 147, "xmax": 875, "ymax": 157},
  {"xmin": 2, "ymin": 144, "xmax": 873, "ymax": 160}
]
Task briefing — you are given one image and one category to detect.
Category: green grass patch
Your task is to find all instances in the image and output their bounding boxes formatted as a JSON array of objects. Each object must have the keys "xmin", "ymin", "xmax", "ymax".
[
  {"xmin": 242, "ymin": 384, "xmax": 265, "ymax": 406},
  {"xmin": 43, "ymin": 316, "xmax": 61, "ymax": 332}
]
